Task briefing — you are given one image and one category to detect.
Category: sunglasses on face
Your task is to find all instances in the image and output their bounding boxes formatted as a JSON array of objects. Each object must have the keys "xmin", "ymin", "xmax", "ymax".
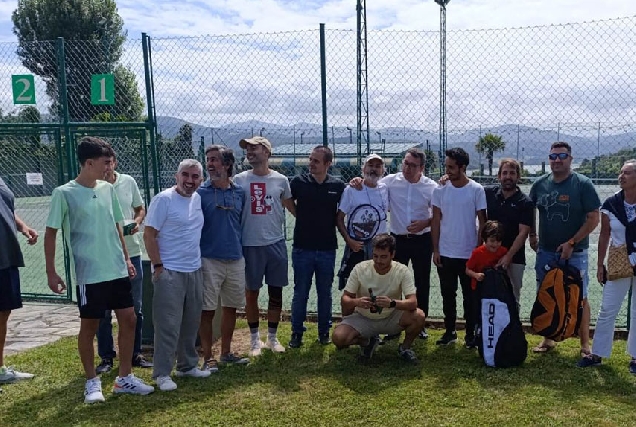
[{"xmin": 548, "ymin": 153, "xmax": 570, "ymax": 161}]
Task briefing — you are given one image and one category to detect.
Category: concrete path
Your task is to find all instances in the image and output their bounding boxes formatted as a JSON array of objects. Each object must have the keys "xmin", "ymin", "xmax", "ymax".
[{"xmin": 5, "ymin": 303, "xmax": 79, "ymax": 356}]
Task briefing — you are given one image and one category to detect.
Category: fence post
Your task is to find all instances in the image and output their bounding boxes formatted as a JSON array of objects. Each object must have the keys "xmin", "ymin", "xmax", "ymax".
[
  {"xmin": 142, "ymin": 33, "xmax": 160, "ymax": 195},
  {"xmin": 320, "ymin": 23, "xmax": 328, "ymax": 147},
  {"xmin": 199, "ymin": 136, "xmax": 206, "ymax": 180},
  {"xmin": 56, "ymin": 37, "xmax": 73, "ymax": 179}
]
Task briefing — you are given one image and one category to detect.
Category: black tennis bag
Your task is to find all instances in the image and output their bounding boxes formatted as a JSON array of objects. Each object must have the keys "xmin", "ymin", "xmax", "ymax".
[{"xmin": 476, "ymin": 268, "xmax": 528, "ymax": 368}]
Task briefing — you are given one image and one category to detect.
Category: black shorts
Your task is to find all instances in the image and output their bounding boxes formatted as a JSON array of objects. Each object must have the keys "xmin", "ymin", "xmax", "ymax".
[
  {"xmin": 76, "ymin": 277, "xmax": 134, "ymax": 319},
  {"xmin": 0, "ymin": 267, "xmax": 22, "ymax": 312}
]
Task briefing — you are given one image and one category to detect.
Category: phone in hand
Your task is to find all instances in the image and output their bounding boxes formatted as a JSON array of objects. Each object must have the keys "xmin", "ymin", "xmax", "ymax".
[
  {"xmin": 123, "ymin": 223, "xmax": 136, "ymax": 236},
  {"xmin": 602, "ymin": 265, "xmax": 608, "ymax": 285}
]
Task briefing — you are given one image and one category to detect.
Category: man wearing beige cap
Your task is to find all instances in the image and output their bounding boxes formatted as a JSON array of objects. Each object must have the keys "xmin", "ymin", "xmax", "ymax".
[
  {"xmin": 336, "ymin": 153, "xmax": 388, "ymax": 290},
  {"xmin": 233, "ymin": 136, "xmax": 296, "ymax": 357}
]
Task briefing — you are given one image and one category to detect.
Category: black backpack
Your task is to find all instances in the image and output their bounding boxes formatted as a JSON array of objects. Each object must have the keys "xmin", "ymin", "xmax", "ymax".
[{"xmin": 476, "ymin": 268, "xmax": 528, "ymax": 368}]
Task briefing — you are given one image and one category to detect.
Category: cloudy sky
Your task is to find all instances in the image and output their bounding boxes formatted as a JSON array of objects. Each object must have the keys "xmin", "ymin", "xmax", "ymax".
[{"xmin": 1, "ymin": 0, "xmax": 636, "ymax": 139}]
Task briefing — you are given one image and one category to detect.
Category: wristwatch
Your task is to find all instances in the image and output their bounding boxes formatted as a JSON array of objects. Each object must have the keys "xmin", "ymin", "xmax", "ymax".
[
  {"xmin": 567, "ymin": 239, "xmax": 576, "ymax": 247},
  {"xmin": 390, "ymin": 299, "xmax": 397, "ymax": 308}
]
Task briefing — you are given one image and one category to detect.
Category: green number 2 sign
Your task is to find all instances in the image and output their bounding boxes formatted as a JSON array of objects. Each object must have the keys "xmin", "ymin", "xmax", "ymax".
[
  {"xmin": 12, "ymin": 75, "xmax": 36, "ymax": 105},
  {"xmin": 91, "ymin": 74, "xmax": 115, "ymax": 105}
]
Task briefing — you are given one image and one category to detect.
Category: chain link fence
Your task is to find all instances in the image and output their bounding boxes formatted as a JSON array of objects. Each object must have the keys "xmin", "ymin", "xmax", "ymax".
[{"xmin": 2, "ymin": 17, "xmax": 636, "ymax": 323}]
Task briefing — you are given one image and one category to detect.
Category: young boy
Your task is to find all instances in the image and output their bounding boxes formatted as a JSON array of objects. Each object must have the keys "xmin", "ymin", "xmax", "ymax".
[
  {"xmin": 464, "ymin": 220, "xmax": 508, "ymax": 348},
  {"xmin": 44, "ymin": 137, "xmax": 154, "ymax": 403}
]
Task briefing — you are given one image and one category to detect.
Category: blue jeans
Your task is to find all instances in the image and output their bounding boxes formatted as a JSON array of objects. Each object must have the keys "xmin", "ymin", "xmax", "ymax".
[
  {"xmin": 534, "ymin": 249, "xmax": 589, "ymax": 298},
  {"xmin": 97, "ymin": 255, "xmax": 144, "ymax": 359},
  {"xmin": 290, "ymin": 248, "xmax": 336, "ymax": 336}
]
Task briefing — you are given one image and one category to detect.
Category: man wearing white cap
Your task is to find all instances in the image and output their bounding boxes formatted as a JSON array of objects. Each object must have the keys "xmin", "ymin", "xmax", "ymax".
[
  {"xmin": 233, "ymin": 136, "xmax": 296, "ymax": 357},
  {"xmin": 336, "ymin": 153, "xmax": 389, "ymax": 290}
]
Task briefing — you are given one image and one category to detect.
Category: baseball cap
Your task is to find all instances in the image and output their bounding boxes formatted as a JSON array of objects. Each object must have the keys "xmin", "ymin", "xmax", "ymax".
[
  {"xmin": 239, "ymin": 136, "xmax": 273, "ymax": 153},
  {"xmin": 364, "ymin": 153, "xmax": 383, "ymax": 164}
]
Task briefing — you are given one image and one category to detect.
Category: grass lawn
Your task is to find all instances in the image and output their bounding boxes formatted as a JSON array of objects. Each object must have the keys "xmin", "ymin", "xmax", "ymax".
[{"xmin": 2, "ymin": 323, "xmax": 636, "ymax": 427}]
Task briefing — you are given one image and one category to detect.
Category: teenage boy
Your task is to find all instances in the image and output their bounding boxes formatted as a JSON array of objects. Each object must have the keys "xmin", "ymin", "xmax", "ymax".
[{"xmin": 44, "ymin": 137, "xmax": 154, "ymax": 403}]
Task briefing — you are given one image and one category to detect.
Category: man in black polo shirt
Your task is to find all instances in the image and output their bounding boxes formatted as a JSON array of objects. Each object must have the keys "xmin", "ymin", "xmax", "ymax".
[
  {"xmin": 485, "ymin": 158, "xmax": 534, "ymax": 310},
  {"xmin": 289, "ymin": 146, "xmax": 345, "ymax": 348}
]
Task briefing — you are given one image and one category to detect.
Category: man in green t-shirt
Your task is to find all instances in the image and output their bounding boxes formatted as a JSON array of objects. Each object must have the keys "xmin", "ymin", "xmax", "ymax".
[
  {"xmin": 529, "ymin": 141, "xmax": 601, "ymax": 361},
  {"xmin": 44, "ymin": 137, "xmax": 154, "ymax": 403}
]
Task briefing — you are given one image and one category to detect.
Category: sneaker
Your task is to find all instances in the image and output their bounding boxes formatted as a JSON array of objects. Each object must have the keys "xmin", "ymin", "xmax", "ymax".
[
  {"xmin": 629, "ymin": 359, "xmax": 636, "ymax": 374},
  {"xmin": 201, "ymin": 359, "xmax": 219, "ymax": 373},
  {"xmin": 156, "ymin": 376, "xmax": 177, "ymax": 392},
  {"xmin": 95, "ymin": 358, "xmax": 114, "ymax": 375},
  {"xmin": 436, "ymin": 331, "xmax": 457, "ymax": 346},
  {"xmin": 84, "ymin": 378, "xmax": 105, "ymax": 404},
  {"xmin": 265, "ymin": 337, "xmax": 286, "ymax": 353},
  {"xmin": 577, "ymin": 354, "xmax": 602, "ymax": 368},
  {"xmin": 132, "ymin": 355, "xmax": 153, "ymax": 368},
  {"xmin": 465, "ymin": 335, "xmax": 477, "ymax": 349},
  {"xmin": 419, "ymin": 329, "xmax": 429, "ymax": 340},
  {"xmin": 0, "ymin": 366, "xmax": 35, "ymax": 383},
  {"xmin": 220, "ymin": 353, "xmax": 250, "ymax": 365},
  {"xmin": 398, "ymin": 345, "xmax": 419, "ymax": 363},
  {"xmin": 360, "ymin": 336, "xmax": 380, "ymax": 359},
  {"xmin": 175, "ymin": 367, "xmax": 211, "ymax": 378},
  {"xmin": 289, "ymin": 333, "xmax": 303, "ymax": 348},
  {"xmin": 113, "ymin": 374, "xmax": 154, "ymax": 395},
  {"xmin": 317, "ymin": 333, "xmax": 331, "ymax": 345},
  {"xmin": 383, "ymin": 332, "xmax": 401, "ymax": 342},
  {"xmin": 249, "ymin": 339, "xmax": 265, "ymax": 357}
]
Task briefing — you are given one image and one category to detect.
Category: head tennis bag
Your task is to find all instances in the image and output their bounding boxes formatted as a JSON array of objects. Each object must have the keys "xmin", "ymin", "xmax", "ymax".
[
  {"xmin": 476, "ymin": 268, "xmax": 528, "ymax": 368},
  {"xmin": 530, "ymin": 260, "xmax": 583, "ymax": 342}
]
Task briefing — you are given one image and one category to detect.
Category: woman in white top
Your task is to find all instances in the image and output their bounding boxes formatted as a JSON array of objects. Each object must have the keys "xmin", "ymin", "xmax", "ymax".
[{"xmin": 579, "ymin": 160, "xmax": 636, "ymax": 372}]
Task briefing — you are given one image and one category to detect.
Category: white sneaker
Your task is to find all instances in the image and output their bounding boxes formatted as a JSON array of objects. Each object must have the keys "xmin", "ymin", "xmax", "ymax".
[
  {"xmin": 249, "ymin": 340, "xmax": 265, "ymax": 357},
  {"xmin": 265, "ymin": 337, "xmax": 286, "ymax": 353},
  {"xmin": 156, "ymin": 376, "xmax": 177, "ymax": 392},
  {"xmin": 84, "ymin": 378, "xmax": 105, "ymax": 404},
  {"xmin": 0, "ymin": 366, "xmax": 35, "ymax": 383},
  {"xmin": 175, "ymin": 367, "xmax": 211, "ymax": 378},
  {"xmin": 113, "ymin": 374, "xmax": 155, "ymax": 395}
]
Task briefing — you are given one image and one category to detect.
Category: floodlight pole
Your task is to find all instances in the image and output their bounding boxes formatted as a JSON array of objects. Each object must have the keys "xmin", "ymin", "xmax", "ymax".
[{"xmin": 435, "ymin": 0, "xmax": 450, "ymax": 158}]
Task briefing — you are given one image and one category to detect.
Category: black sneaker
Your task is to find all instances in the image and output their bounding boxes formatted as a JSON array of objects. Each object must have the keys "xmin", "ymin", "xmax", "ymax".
[
  {"xmin": 465, "ymin": 335, "xmax": 477, "ymax": 349},
  {"xmin": 317, "ymin": 334, "xmax": 331, "ymax": 345},
  {"xmin": 435, "ymin": 331, "xmax": 457, "ymax": 346},
  {"xmin": 360, "ymin": 336, "xmax": 380, "ymax": 359},
  {"xmin": 577, "ymin": 354, "xmax": 602, "ymax": 368},
  {"xmin": 288, "ymin": 333, "xmax": 303, "ymax": 348},
  {"xmin": 629, "ymin": 359, "xmax": 636, "ymax": 374},
  {"xmin": 132, "ymin": 354, "xmax": 153, "ymax": 368},
  {"xmin": 398, "ymin": 344, "xmax": 419, "ymax": 363},
  {"xmin": 419, "ymin": 329, "xmax": 429, "ymax": 340},
  {"xmin": 96, "ymin": 358, "xmax": 113, "ymax": 374},
  {"xmin": 383, "ymin": 332, "xmax": 401, "ymax": 342}
]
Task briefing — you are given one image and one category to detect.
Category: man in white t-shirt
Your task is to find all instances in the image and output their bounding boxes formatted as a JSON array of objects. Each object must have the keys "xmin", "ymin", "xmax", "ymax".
[
  {"xmin": 233, "ymin": 137, "xmax": 296, "ymax": 358},
  {"xmin": 431, "ymin": 147, "xmax": 487, "ymax": 348},
  {"xmin": 144, "ymin": 159, "xmax": 210, "ymax": 392},
  {"xmin": 332, "ymin": 233, "xmax": 426, "ymax": 363},
  {"xmin": 96, "ymin": 154, "xmax": 152, "ymax": 374},
  {"xmin": 336, "ymin": 154, "xmax": 389, "ymax": 290}
]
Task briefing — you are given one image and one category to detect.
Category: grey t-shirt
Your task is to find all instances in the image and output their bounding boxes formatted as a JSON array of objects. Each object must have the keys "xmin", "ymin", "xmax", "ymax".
[
  {"xmin": 233, "ymin": 170, "xmax": 292, "ymax": 247},
  {"xmin": 0, "ymin": 177, "xmax": 25, "ymax": 270}
]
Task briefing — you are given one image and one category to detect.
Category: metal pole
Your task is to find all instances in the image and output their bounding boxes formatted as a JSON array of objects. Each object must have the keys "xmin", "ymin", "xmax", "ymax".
[
  {"xmin": 320, "ymin": 23, "xmax": 328, "ymax": 147},
  {"xmin": 516, "ymin": 124, "xmax": 520, "ymax": 160},
  {"xmin": 596, "ymin": 122, "xmax": 601, "ymax": 182},
  {"xmin": 199, "ymin": 136, "xmax": 206, "ymax": 180},
  {"xmin": 142, "ymin": 33, "xmax": 160, "ymax": 195},
  {"xmin": 56, "ymin": 37, "xmax": 73, "ymax": 179}
]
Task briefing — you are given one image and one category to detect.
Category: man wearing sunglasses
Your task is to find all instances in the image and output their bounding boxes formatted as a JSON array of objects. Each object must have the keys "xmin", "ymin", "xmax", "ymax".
[
  {"xmin": 197, "ymin": 146, "xmax": 249, "ymax": 371},
  {"xmin": 529, "ymin": 141, "xmax": 600, "ymax": 358}
]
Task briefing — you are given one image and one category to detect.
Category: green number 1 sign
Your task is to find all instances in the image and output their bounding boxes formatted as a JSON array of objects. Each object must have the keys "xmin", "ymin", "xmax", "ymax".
[
  {"xmin": 91, "ymin": 74, "xmax": 115, "ymax": 105},
  {"xmin": 12, "ymin": 75, "xmax": 36, "ymax": 105}
]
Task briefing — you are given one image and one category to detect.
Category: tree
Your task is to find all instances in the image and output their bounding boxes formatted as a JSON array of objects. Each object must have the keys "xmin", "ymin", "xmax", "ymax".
[
  {"xmin": 12, "ymin": 0, "xmax": 143, "ymax": 122},
  {"xmin": 476, "ymin": 133, "xmax": 506, "ymax": 176}
]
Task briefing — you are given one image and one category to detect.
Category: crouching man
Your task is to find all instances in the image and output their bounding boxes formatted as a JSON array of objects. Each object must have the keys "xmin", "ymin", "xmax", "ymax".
[{"xmin": 332, "ymin": 233, "xmax": 426, "ymax": 363}]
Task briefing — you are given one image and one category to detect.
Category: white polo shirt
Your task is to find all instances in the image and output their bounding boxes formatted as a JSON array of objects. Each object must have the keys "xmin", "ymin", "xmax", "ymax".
[
  {"xmin": 113, "ymin": 172, "xmax": 144, "ymax": 257},
  {"xmin": 382, "ymin": 172, "xmax": 438, "ymax": 235}
]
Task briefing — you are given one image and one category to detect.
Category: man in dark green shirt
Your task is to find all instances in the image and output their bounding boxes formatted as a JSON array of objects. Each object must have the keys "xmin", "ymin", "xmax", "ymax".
[{"xmin": 529, "ymin": 141, "xmax": 600, "ymax": 361}]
